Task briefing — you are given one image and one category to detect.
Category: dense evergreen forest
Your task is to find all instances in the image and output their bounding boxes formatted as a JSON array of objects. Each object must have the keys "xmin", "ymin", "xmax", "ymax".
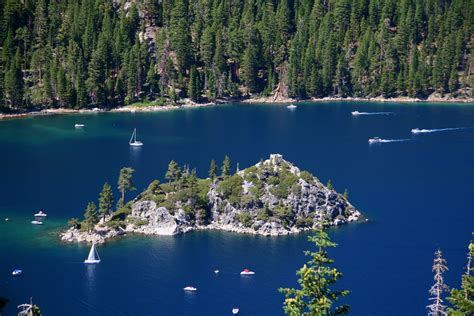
[{"xmin": 0, "ymin": 0, "xmax": 472, "ymax": 111}]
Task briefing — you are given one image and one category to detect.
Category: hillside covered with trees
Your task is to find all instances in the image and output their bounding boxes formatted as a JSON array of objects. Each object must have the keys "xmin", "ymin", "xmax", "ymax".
[{"xmin": 0, "ymin": 0, "xmax": 472, "ymax": 112}]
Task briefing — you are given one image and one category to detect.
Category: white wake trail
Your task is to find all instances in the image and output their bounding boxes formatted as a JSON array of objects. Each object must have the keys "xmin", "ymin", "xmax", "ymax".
[
  {"xmin": 411, "ymin": 127, "xmax": 470, "ymax": 134},
  {"xmin": 352, "ymin": 111, "xmax": 394, "ymax": 116}
]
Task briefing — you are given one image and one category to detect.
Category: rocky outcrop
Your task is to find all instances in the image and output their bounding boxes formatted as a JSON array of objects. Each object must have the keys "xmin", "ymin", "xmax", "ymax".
[{"xmin": 61, "ymin": 154, "xmax": 361, "ymax": 243}]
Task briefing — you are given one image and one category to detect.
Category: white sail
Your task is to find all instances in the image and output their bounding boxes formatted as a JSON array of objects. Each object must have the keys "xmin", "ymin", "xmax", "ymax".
[
  {"xmin": 84, "ymin": 244, "xmax": 100, "ymax": 264},
  {"xmin": 129, "ymin": 128, "xmax": 143, "ymax": 146},
  {"xmin": 129, "ymin": 128, "xmax": 136, "ymax": 144}
]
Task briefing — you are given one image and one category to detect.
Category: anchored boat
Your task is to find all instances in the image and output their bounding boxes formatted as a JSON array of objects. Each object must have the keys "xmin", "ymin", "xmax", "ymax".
[{"xmin": 129, "ymin": 128, "xmax": 143, "ymax": 147}]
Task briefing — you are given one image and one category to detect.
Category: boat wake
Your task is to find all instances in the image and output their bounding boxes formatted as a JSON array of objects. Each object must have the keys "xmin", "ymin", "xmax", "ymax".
[
  {"xmin": 352, "ymin": 111, "xmax": 394, "ymax": 116},
  {"xmin": 411, "ymin": 127, "xmax": 470, "ymax": 134},
  {"xmin": 369, "ymin": 138, "xmax": 412, "ymax": 144}
]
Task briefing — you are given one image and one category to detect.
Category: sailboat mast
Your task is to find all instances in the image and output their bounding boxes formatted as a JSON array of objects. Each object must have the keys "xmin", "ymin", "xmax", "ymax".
[{"xmin": 129, "ymin": 129, "xmax": 136, "ymax": 144}]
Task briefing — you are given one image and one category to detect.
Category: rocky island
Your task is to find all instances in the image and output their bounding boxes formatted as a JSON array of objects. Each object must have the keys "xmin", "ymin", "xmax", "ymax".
[{"xmin": 61, "ymin": 154, "xmax": 361, "ymax": 244}]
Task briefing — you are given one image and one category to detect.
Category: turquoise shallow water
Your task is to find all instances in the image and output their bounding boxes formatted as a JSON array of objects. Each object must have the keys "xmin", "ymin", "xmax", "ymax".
[{"xmin": 1, "ymin": 102, "xmax": 474, "ymax": 315}]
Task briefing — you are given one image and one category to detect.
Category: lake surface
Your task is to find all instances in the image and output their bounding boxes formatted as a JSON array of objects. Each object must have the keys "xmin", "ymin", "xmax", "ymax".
[{"xmin": 1, "ymin": 102, "xmax": 473, "ymax": 315}]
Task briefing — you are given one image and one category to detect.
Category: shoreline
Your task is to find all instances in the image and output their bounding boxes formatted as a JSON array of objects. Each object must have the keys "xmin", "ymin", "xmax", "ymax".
[{"xmin": 1, "ymin": 95, "xmax": 473, "ymax": 121}]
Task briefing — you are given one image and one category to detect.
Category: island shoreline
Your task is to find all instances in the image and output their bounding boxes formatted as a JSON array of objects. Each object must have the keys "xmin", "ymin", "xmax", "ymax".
[{"xmin": 1, "ymin": 95, "xmax": 473, "ymax": 121}]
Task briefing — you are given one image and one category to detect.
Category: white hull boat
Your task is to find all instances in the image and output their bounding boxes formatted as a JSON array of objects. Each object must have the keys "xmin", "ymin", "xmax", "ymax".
[
  {"xmin": 232, "ymin": 308, "xmax": 240, "ymax": 314},
  {"xmin": 75, "ymin": 124, "xmax": 85, "ymax": 128},
  {"xmin": 129, "ymin": 128, "xmax": 143, "ymax": 147},
  {"xmin": 351, "ymin": 111, "xmax": 360, "ymax": 116},
  {"xmin": 12, "ymin": 269, "xmax": 22, "ymax": 276},
  {"xmin": 240, "ymin": 269, "xmax": 255, "ymax": 275},
  {"xmin": 34, "ymin": 211, "xmax": 47, "ymax": 217},
  {"xmin": 287, "ymin": 104, "xmax": 297, "ymax": 109},
  {"xmin": 368, "ymin": 137, "xmax": 382, "ymax": 144},
  {"xmin": 31, "ymin": 220, "xmax": 43, "ymax": 225},
  {"xmin": 84, "ymin": 244, "xmax": 101, "ymax": 264},
  {"xmin": 183, "ymin": 286, "xmax": 197, "ymax": 292}
]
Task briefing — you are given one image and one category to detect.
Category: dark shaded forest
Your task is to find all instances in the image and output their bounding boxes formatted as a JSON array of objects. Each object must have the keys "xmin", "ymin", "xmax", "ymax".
[{"xmin": 0, "ymin": 0, "xmax": 472, "ymax": 111}]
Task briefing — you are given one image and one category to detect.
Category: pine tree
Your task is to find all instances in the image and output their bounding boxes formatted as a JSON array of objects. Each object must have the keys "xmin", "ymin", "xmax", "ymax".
[
  {"xmin": 221, "ymin": 155, "xmax": 231, "ymax": 177},
  {"xmin": 170, "ymin": 0, "xmax": 192, "ymax": 74},
  {"xmin": 165, "ymin": 160, "xmax": 181, "ymax": 185},
  {"xmin": 98, "ymin": 182, "xmax": 114, "ymax": 220},
  {"xmin": 4, "ymin": 48, "xmax": 23, "ymax": 109},
  {"xmin": 188, "ymin": 65, "xmax": 200, "ymax": 101},
  {"xmin": 209, "ymin": 159, "xmax": 217, "ymax": 180},
  {"xmin": 447, "ymin": 242, "xmax": 474, "ymax": 315},
  {"xmin": 117, "ymin": 167, "xmax": 135, "ymax": 208},
  {"xmin": 83, "ymin": 201, "xmax": 98, "ymax": 232},
  {"xmin": 427, "ymin": 249, "xmax": 449, "ymax": 316},
  {"xmin": 279, "ymin": 231, "xmax": 350, "ymax": 315}
]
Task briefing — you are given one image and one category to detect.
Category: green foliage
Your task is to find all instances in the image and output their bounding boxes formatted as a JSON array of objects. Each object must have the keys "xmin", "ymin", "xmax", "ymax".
[
  {"xmin": 165, "ymin": 160, "xmax": 181, "ymax": 185},
  {"xmin": 67, "ymin": 218, "xmax": 81, "ymax": 229},
  {"xmin": 237, "ymin": 211, "xmax": 253, "ymax": 228},
  {"xmin": 257, "ymin": 204, "xmax": 272, "ymax": 222},
  {"xmin": 146, "ymin": 180, "xmax": 161, "ymax": 195},
  {"xmin": 271, "ymin": 170, "xmax": 299, "ymax": 199},
  {"xmin": 99, "ymin": 182, "xmax": 114, "ymax": 220},
  {"xmin": 82, "ymin": 202, "xmax": 98, "ymax": 232},
  {"xmin": 280, "ymin": 231, "xmax": 350, "ymax": 315},
  {"xmin": 127, "ymin": 216, "xmax": 149, "ymax": 227},
  {"xmin": 273, "ymin": 204, "xmax": 293, "ymax": 227},
  {"xmin": 447, "ymin": 242, "xmax": 474, "ymax": 315},
  {"xmin": 300, "ymin": 171, "xmax": 314, "ymax": 184},
  {"xmin": 0, "ymin": 0, "xmax": 472, "ymax": 111},
  {"xmin": 209, "ymin": 159, "xmax": 217, "ymax": 180},
  {"xmin": 221, "ymin": 155, "xmax": 231, "ymax": 177},
  {"xmin": 218, "ymin": 174, "xmax": 243, "ymax": 206},
  {"xmin": 343, "ymin": 189, "xmax": 349, "ymax": 200},
  {"xmin": 117, "ymin": 167, "xmax": 135, "ymax": 207},
  {"xmin": 326, "ymin": 180, "xmax": 334, "ymax": 190}
]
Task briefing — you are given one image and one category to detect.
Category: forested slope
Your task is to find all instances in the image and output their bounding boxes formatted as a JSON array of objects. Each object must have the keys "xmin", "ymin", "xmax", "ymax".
[{"xmin": 0, "ymin": 0, "xmax": 472, "ymax": 111}]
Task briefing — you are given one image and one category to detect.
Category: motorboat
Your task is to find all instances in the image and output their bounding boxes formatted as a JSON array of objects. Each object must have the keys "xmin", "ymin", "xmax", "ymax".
[
  {"xmin": 411, "ymin": 128, "xmax": 425, "ymax": 134},
  {"xmin": 34, "ymin": 211, "xmax": 47, "ymax": 217},
  {"xmin": 31, "ymin": 220, "xmax": 43, "ymax": 225},
  {"xmin": 368, "ymin": 137, "xmax": 383, "ymax": 144},
  {"xmin": 214, "ymin": 269, "xmax": 219, "ymax": 274},
  {"xmin": 129, "ymin": 128, "xmax": 143, "ymax": 147},
  {"xmin": 84, "ymin": 244, "xmax": 101, "ymax": 264},
  {"xmin": 232, "ymin": 308, "xmax": 240, "ymax": 314},
  {"xmin": 351, "ymin": 111, "xmax": 360, "ymax": 115},
  {"xmin": 240, "ymin": 268, "xmax": 255, "ymax": 275},
  {"xmin": 74, "ymin": 124, "xmax": 85, "ymax": 128},
  {"xmin": 183, "ymin": 286, "xmax": 197, "ymax": 292},
  {"xmin": 12, "ymin": 269, "xmax": 22, "ymax": 276},
  {"xmin": 287, "ymin": 104, "xmax": 297, "ymax": 109}
]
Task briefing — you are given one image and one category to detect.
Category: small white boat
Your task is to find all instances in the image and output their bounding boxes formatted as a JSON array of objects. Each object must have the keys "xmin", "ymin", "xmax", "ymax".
[
  {"xmin": 368, "ymin": 137, "xmax": 382, "ymax": 144},
  {"xmin": 214, "ymin": 269, "xmax": 219, "ymax": 274},
  {"xmin": 411, "ymin": 128, "xmax": 426, "ymax": 134},
  {"xmin": 31, "ymin": 220, "xmax": 43, "ymax": 225},
  {"xmin": 129, "ymin": 128, "xmax": 143, "ymax": 147},
  {"xmin": 74, "ymin": 124, "xmax": 85, "ymax": 128},
  {"xmin": 183, "ymin": 286, "xmax": 197, "ymax": 292},
  {"xmin": 240, "ymin": 268, "xmax": 255, "ymax": 275},
  {"xmin": 351, "ymin": 111, "xmax": 360, "ymax": 116},
  {"xmin": 84, "ymin": 244, "xmax": 101, "ymax": 264},
  {"xmin": 34, "ymin": 211, "xmax": 47, "ymax": 217},
  {"xmin": 92, "ymin": 107, "xmax": 101, "ymax": 112},
  {"xmin": 232, "ymin": 308, "xmax": 240, "ymax": 314},
  {"xmin": 12, "ymin": 269, "xmax": 22, "ymax": 276},
  {"xmin": 5, "ymin": 217, "xmax": 9, "ymax": 221},
  {"xmin": 287, "ymin": 104, "xmax": 297, "ymax": 109}
]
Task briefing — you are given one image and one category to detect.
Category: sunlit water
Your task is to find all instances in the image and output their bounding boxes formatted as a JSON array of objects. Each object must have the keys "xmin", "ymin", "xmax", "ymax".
[{"xmin": 1, "ymin": 102, "xmax": 473, "ymax": 315}]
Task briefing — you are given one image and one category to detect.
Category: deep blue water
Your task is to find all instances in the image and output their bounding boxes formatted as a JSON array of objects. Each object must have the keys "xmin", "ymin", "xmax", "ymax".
[{"xmin": 1, "ymin": 102, "xmax": 473, "ymax": 315}]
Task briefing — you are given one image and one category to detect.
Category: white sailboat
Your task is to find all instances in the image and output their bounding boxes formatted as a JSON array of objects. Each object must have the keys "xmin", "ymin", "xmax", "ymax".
[
  {"xmin": 129, "ymin": 128, "xmax": 143, "ymax": 147},
  {"xmin": 84, "ymin": 244, "xmax": 101, "ymax": 264}
]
